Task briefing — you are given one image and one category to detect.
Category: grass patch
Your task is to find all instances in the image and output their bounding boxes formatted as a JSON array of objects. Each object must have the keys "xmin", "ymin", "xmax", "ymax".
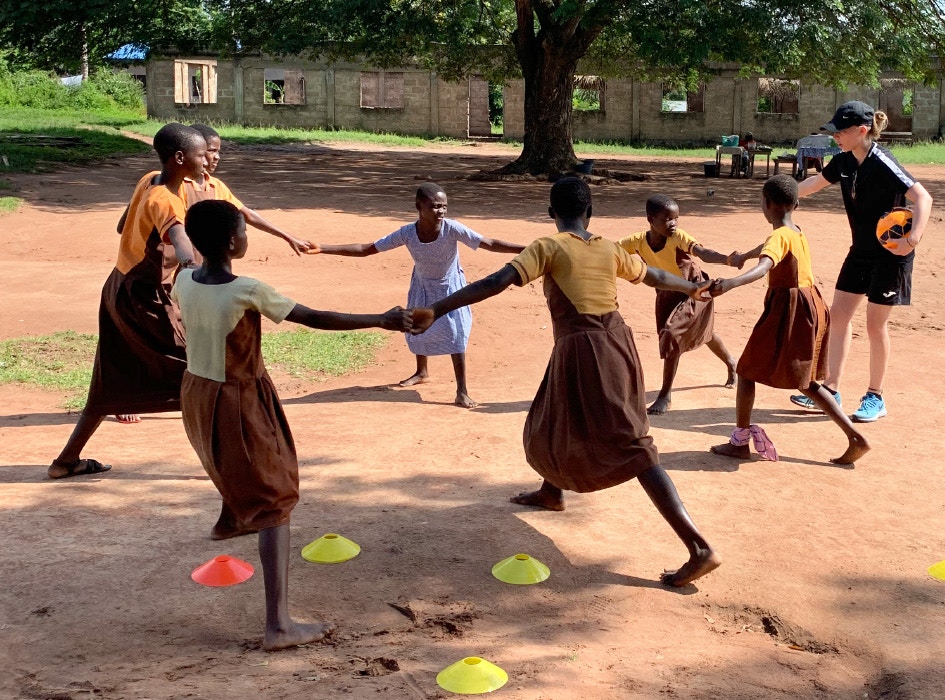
[
  {"xmin": 0, "ymin": 106, "xmax": 149, "ymax": 173},
  {"xmin": 0, "ymin": 196, "xmax": 20, "ymax": 214},
  {"xmin": 261, "ymin": 329, "xmax": 388, "ymax": 378},
  {"xmin": 121, "ymin": 118, "xmax": 450, "ymax": 149},
  {"xmin": 0, "ymin": 331, "xmax": 96, "ymax": 409},
  {"xmin": 0, "ymin": 329, "xmax": 388, "ymax": 409}
]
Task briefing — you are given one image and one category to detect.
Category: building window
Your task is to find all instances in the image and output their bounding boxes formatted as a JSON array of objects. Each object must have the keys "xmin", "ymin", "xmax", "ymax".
[
  {"xmin": 264, "ymin": 68, "xmax": 305, "ymax": 105},
  {"xmin": 757, "ymin": 78, "xmax": 799, "ymax": 114},
  {"xmin": 661, "ymin": 83, "xmax": 705, "ymax": 113},
  {"xmin": 360, "ymin": 71, "xmax": 404, "ymax": 109},
  {"xmin": 174, "ymin": 60, "xmax": 217, "ymax": 104},
  {"xmin": 573, "ymin": 76, "xmax": 604, "ymax": 112}
]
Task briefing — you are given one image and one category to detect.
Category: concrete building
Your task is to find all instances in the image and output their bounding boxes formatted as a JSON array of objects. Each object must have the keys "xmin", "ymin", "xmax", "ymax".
[{"xmin": 143, "ymin": 53, "xmax": 942, "ymax": 144}]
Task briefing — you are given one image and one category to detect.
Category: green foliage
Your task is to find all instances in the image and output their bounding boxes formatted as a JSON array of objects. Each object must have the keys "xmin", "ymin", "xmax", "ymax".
[
  {"xmin": 573, "ymin": 88, "xmax": 600, "ymax": 112},
  {"xmin": 0, "ymin": 59, "xmax": 144, "ymax": 111},
  {"xmin": 0, "ymin": 0, "xmax": 214, "ymax": 74},
  {"xmin": 488, "ymin": 82, "xmax": 504, "ymax": 126}
]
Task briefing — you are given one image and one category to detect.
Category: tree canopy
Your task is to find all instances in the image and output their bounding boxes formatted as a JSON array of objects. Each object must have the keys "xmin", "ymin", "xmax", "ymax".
[
  {"xmin": 3, "ymin": 0, "xmax": 944, "ymax": 171},
  {"xmin": 0, "ymin": 0, "xmax": 214, "ymax": 76},
  {"xmin": 211, "ymin": 0, "xmax": 945, "ymax": 172}
]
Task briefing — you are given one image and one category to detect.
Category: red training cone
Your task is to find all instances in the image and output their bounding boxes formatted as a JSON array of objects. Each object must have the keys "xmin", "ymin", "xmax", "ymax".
[{"xmin": 191, "ymin": 555, "xmax": 254, "ymax": 587}]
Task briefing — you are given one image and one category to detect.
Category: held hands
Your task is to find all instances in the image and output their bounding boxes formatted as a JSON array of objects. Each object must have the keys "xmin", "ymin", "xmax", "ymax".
[
  {"xmin": 407, "ymin": 308, "xmax": 436, "ymax": 335},
  {"xmin": 689, "ymin": 280, "xmax": 714, "ymax": 302},
  {"xmin": 382, "ymin": 306, "xmax": 414, "ymax": 333},
  {"xmin": 726, "ymin": 251, "xmax": 745, "ymax": 269},
  {"xmin": 709, "ymin": 278, "xmax": 733, "ymax": 297},
  {"xmin": 285, "ymin": 235, "xmax": 319, "ymax": 255}
]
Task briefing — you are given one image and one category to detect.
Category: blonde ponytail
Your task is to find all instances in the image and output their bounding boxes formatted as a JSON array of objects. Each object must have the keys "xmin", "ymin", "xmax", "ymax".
[{"xmin": 869, "ymin": 110, "xmax": 889, "ymax": 140}]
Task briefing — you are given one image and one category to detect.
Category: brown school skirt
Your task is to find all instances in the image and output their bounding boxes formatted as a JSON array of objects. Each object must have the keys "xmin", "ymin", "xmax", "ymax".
[
  {"xmin": 85, "ymin": 267, "xmax": 187, "ymax": 414},
  {"xmin": 181, "ymin": 371, "xmax": 299, "ymax": 533},
  {"xmin": 736, "ymin": 285, "xmax": 829, "ymax": 390},
  {"xmin": 655, "ymin": 254, "xmax": 714, "ymax": 359},
  {"xmin": 523, "ymin": 278, "xmax": 659, "ymax": 493}
]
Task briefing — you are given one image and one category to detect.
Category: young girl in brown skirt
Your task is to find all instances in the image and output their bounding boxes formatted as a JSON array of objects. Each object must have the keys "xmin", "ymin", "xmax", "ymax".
[
  {"xmin": 618, "ymin": 194, "xmax": 740, "ymax": 415},
  {"xmin": 172, "ymin": 200, "xmax": 411, "ymax": 649},
  {"xmin": 709, "ymin": 175, "xmax": 870, "ymax": 465},
  {"xmin": 409, "ymin": 177, "xmax": 720, "ymax": 587}
]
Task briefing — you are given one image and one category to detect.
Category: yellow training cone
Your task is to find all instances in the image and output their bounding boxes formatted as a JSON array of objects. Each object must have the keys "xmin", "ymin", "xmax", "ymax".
[
  {"xmin": 491, "ymin": 553, "xmax": 550, "ymax": 585},
  {"xmin": 928, "ymin": 560, "xmax": 945, "ymax": 582},
  {"xmin": 301, "ymin": 533, "xmax": 361, "ymax": 564},
  {"xmin": 436, "ymin": 656, "xmax": 508, "ymax": 695}
]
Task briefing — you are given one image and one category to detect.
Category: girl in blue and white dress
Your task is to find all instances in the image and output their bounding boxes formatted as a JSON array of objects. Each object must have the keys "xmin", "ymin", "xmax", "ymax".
[{"xmin": 316, "ymin": 182, "xmax": 523, "ymax": 407}]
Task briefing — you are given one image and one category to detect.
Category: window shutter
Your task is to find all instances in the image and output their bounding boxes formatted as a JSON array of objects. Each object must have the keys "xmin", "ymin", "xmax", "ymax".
[
  {"xmin": 174, "ymin": 61, "xmax": 187, "ymax": 104},
  {"xmin": 360, "ymin": 72, "xmax": 379, "ymax": 107},
  {"xmin": 384, "ymin": 73, "xmax": 404, "ymax": 108},
  {"xmin": 284, "ymin": 70, "xmax": 305, "ymax": 104}
]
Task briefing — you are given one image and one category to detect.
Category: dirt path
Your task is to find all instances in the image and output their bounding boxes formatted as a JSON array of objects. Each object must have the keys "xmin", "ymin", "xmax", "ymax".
[{"xmin": 1, "ymin": 142, "xmax": 944, "ymax": 699}]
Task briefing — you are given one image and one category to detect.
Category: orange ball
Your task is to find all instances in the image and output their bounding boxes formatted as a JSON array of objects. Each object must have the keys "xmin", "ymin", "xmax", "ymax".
[{"xmin": 876, "ymin": 207, "xmax": 914, "ymax": 254}]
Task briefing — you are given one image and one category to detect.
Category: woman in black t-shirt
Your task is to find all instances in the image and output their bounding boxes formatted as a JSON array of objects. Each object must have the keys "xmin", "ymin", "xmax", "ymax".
[{"xmin": 788, "ymin": 101, "xmax": 932, "ymax": 422}]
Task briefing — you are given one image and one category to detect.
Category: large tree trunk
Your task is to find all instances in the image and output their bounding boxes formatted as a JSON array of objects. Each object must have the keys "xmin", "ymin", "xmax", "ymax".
[
  {"xmin": 498, "ymin": 1, "xmax": 601, "ymax": 176},
  {"xmin": 501, "ymin": 50, "xmax": 579, "ymax": 175}
]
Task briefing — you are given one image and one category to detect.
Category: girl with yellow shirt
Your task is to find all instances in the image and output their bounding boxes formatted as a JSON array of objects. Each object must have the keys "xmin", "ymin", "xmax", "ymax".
[
  {"xmin": 409, "ymin": 177, "xmax": 721, "ymax": 588},
  {"xmin": 619, "ymin": 195, "xmax": 741, "ymax": 415},
  {"xmin": 709, "ymin": 175, "xmax": 869, "ymax": 466}
]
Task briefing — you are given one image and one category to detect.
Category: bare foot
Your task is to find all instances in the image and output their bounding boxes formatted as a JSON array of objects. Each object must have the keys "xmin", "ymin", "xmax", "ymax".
[
  {"xmin": 724, "ymin": 362, "xmax": 736, "ymax": 388},
  {"xmin": 398, "ymin": 372, "xmax": 429, "ymax": 387},
  {"xmin": 510, "ymin": 489, "xmax": 565, "ymax": 511},
  {"xmin": 455, "ymin": 392, "xmax": 478, "ymax": 409},
  {"xmin": 709, "ymin": 442, "xmax": 750, "ymax": 459},
  {"xmin": 264, "ymin": 621, "xmax": 334, "ymax": 652},
  {"xmin": 647, "ymin": 394, "xmax": 671, "ymax": 415},
  {"xmin": 115, "ymin": 414, "xmax": 141, "ymax": 424},
  {"xmin": 830, "ymin": 435, "xmax": 870, "ymax": 465},
  {"xmin": 660, "ymin": 547, "xmax": 722, "ymax": 587}
]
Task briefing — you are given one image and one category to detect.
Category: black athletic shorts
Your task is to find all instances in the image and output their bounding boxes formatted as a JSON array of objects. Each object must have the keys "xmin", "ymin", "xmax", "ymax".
[{"xmin": 835, "ymin": 252, "xmax": 912, "ymax": 306}]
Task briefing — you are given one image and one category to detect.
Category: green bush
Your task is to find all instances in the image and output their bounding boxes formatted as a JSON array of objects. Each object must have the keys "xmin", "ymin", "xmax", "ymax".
[{"xmin": 0, "ymin": 57, "xmax": 143, "ymax": 111}]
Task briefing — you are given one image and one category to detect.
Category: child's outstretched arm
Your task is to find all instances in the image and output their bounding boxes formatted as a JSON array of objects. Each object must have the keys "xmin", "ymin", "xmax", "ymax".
[
  {"xmin": 479, "ymin": 237, "xmax": 526, "ymax": 254},
  {"xmin": 710, "ymin": 256, "xmax": 774, "ymax": 296},
  {"xmin": 692, "ymin": 244, "xmax": 743, "ymax": 268},
  {"xmin": 315, "ymin": 242, "xmax": 380, "ymax": 257},
  {"xmin": 286, "ymin": 305, "xmax": 412, "ymax": 332},
  {"xmin": 410, "ymin": 265, "xmax": 519, "ymax": 334},
  {"xmin": 729, "ymin": 243, "xmax": 765, "ymax": 269},
  {"xmin": 240, "ymin": 207, "xmax": 316, "ymax": 255},
  {"xmin": 643, "ymin": 267, "xmax": 712, "ymax": 301}
]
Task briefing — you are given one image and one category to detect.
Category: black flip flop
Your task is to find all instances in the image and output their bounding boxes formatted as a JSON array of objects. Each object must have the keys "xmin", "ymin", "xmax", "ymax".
[{"xmin": 49, "ymin": 458, "xmax": 112, "ymax": 479}]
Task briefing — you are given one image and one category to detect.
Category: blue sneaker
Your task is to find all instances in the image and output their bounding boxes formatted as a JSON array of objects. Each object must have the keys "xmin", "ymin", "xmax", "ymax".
[
  {"xmin": 790, "ymin": 390, "xmax": 841, "ymax": 412},
  {"xmin": 852, "ymin": 392, "xmax": 887, "ymax": 422}
]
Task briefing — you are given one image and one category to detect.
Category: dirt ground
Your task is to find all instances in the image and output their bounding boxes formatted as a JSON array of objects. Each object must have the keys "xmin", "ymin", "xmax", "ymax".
[{"xmin": 1, "ymin": 139, "xmax": 944, "ymax": 700}]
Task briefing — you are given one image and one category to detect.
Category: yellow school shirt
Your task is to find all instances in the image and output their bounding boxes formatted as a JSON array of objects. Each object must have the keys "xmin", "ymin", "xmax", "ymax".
[
  {"xmin": 182, "ymin": 175, "xmax": 244, "ymax": 209},
  {"xmin": 115, "ymin": 172, "xmax": 187, "ymax": 276},
  {"xmin": 760, "ymin": 225, "xmax": 815, "ymax": 288},
  {"xmin": 509, "ymin": 232, "xmax": 647, "ymax": 315},
  {"xmin": 617, "ymin": 229, "xmax": 699, "ymax": 275}
]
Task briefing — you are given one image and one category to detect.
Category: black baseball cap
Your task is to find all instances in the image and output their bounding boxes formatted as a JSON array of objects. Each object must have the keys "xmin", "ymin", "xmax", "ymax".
[{"xmin": 821, "ymin": 101, "xmax": 874, "ymax": 133}]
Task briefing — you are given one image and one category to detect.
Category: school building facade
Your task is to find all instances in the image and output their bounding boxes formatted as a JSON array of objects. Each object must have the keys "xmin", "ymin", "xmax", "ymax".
[{"xmin": 142, "ymin": 53, "xmax": 945, "ymax": 145}]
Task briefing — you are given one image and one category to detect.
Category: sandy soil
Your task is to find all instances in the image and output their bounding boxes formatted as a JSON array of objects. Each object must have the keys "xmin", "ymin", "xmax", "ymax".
[{"xmin": 1, "ymin": 140, "xmax": 944, "ymax": 699}]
